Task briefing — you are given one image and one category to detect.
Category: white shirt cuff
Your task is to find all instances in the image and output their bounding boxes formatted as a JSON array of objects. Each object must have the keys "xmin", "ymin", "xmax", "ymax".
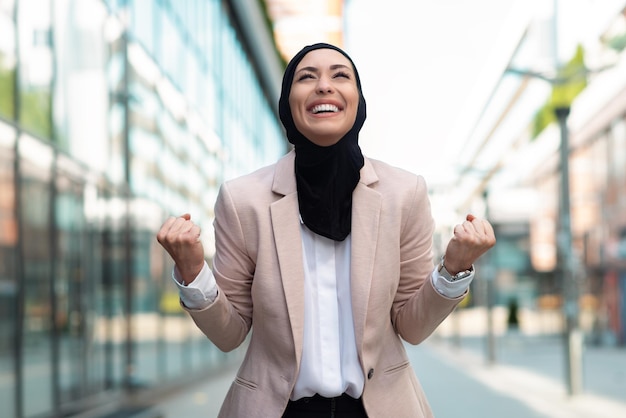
[
  {"xmin": 171, "ymin": 261, "xmax": 218, "ymax": 309},
  {"xmin": 431, "ymin": 266, "xmax": 474, "ymax": 298}
]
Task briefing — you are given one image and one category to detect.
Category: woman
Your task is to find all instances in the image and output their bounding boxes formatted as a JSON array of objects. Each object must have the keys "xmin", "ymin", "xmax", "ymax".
[{"xmin": 156, "ymin": 43, "xmax": 495, "ymax": 417}]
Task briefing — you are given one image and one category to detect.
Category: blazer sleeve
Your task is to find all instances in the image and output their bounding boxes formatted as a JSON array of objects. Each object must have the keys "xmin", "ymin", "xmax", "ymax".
[
  {"xmin": 184, "ymin": 182, "xmax": 255, "ymax": 352},
  {"xmin": 391, "ymin": 175, "xmax": 464, "ymax": 344}
]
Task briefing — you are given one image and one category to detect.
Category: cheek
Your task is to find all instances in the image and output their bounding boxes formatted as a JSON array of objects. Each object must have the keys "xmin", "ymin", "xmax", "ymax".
[
  {"xmin": 347, "ymin": 90, "xmax": 360, "ymax": 114},
  {"xmin": 288, "ymin": 97, "xmax": 302, "ymax": 126},
  {"xmin": 288, "ymin": 85, "xmax": 306, "ymax": 110},
  {"xmin": 348, "ymin": 97, "xmax": 360, "ymax": 122},
  {"xmin": 288, "ymin": 94, "xmax": 296, "ymax": 111}
]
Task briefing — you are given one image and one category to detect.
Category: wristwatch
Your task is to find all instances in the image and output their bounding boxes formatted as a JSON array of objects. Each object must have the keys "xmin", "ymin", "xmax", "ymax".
[{"xmin": 438, "ymin": 256, "xmax": 474, "ymax": 282}]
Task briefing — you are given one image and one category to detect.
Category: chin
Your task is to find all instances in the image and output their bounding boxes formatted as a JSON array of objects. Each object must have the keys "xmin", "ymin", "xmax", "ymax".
[
  {"xmin": 307, "ymin": 135, "xmax": 343, "ymax": 147},
  {"xmin": 306, "ymin": 128, "xmax": 350, "ymax": 146}
]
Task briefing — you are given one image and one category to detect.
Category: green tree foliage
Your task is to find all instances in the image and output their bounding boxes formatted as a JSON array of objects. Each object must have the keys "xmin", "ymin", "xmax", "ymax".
[
  {"xmin": 1, "ymin": 56, "xmax": 52, "ymax": 138},
  {"xmin": 1, "ymin": 59, "xmax": 52, "ymax": 138},
  {"xmin": 531, "ymin": 44, "xmax": 587, "ymax": 139},
  {"xmin": 607, "ymin": 32, "xmax": 626, "ymax": 52},
  {"xmin": 20, "ymin": 88, "xmax": 52, "ymax": 138},
  {"xmin": 0, "ymin": 64, "xmax": 15, "ymax": 118}
]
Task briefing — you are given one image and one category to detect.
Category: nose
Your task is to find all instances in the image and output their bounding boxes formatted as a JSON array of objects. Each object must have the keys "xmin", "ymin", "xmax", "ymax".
[{"xmin": 316, "ymin": 76, "xmax": 333, "ymax": 94}]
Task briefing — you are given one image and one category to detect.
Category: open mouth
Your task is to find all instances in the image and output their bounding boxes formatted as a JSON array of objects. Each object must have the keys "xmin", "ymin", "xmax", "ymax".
[{"xmin": 310, "ymin": 104, "xmax": 340, "ymax": 114}]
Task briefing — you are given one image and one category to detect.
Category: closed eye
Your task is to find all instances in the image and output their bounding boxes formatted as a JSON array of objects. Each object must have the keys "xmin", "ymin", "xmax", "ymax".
[
  {"xmin": 333, "ymin": 71, "xmax": 351, "ymax": 79},
  {"xmin": 297, "ymin": 72, "xmax": 315, "ymax": 81}
]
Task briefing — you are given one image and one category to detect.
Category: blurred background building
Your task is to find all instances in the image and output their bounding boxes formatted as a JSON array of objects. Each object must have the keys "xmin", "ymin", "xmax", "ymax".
[
  {"xmin": 422, "ymin": 0, "xmax": 626, "ymax": 348},
  {"xmin": 0, "ymin": 0, "xmax": 289, "ymax": 417},
  {"xmin": 2, "ymin": 0, "xmax": 626, "ymax": 417}
]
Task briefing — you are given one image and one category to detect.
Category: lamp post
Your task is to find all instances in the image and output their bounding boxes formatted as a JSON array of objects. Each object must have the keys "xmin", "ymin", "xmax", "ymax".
[
  {"xmin": 554, "ymin": 106, "xmax": 583, "ymax": 395},
  {"xmin": 483, "ymin": 189, "xmax": 497, "ymax": 365},
  {"xmin": 500, "ymin": 67, "xmax": 586, "ymax": 395}
]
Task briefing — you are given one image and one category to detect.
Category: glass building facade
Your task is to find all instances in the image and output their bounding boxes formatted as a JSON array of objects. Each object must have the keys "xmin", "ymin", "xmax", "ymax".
[{"xmin": 0, "ymin": 0, "xmax": 288, "ymax": 417}]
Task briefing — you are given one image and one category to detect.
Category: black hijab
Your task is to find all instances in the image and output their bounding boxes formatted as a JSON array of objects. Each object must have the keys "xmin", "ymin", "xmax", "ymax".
[{"xmin": 278, "ymin": 43, "xmax": 366, "ymax": 241}]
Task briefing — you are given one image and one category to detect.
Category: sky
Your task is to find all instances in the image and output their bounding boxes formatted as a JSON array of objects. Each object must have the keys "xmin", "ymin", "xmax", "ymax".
[{"xmin": 343, "ymin": 0, "xmax": 534, "ymax": 189}]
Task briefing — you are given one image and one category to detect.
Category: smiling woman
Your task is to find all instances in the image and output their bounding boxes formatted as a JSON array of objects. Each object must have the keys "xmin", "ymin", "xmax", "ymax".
[{"xmin": 156, "ymin": 42, "xmax": 496, "ymax": 418}]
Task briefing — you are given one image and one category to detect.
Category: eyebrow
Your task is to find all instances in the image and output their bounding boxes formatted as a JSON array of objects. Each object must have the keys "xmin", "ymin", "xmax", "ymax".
[{"xmin": 296, "ymin": 64, "xmax": 352, "ymax": 74}]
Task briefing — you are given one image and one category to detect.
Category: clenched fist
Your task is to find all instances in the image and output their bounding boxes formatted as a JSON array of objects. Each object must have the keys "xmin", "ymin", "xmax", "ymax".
[
  {"xmin": 443, "ymin": 214, "xmax": 496, "ymax": 274},
  {"xmin": 156, "ymin": 214, "xmax": 205, "ymax": 284}
]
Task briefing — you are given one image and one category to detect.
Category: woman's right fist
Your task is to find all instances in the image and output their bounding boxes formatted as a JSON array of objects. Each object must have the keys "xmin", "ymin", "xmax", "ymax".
[{"xmin": 156, "ymin": 214, "xmax": 205, "ymax": 284}]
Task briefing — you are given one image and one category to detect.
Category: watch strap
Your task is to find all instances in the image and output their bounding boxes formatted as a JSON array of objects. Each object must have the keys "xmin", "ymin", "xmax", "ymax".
[{"xmin": 438, "ymin": 256, "xmax": 474, "ymax": 282}]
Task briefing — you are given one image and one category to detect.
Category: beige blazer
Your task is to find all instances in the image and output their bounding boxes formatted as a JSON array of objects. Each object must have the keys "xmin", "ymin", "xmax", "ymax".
[{"xmin": 185, "ymin": 150, "xmax": 464, "ymax": 417}]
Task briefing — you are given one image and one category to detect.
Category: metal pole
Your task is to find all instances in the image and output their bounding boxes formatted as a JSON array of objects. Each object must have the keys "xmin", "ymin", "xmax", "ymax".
[
  {"xmin": 485, "ymin": 269, "xmax": 496, "ymax": 365},
  {"xmin": 483, "ymin": 190, "xmax": 496, "ymax": 365},
  {"xmin": 554, "ymin": 106, "xmax": 583, "ymax": 396},
  {"xmin": 13, "ymin": 1, "xmax": 24, "ymax": 416},
  {"xmin": 121, "ymin": 27, "xmax": 135, "ymax": 390}
]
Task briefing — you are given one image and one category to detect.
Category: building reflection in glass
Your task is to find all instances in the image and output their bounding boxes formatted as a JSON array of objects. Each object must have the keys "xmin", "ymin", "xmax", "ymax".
[{"xmin": 0, "ymin": 0, "xmax": 287, "ymax": 417}]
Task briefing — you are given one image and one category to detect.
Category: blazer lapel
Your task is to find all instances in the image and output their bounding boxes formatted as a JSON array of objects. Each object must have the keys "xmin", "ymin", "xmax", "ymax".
[
  {"xmin": 270, "ymin": 151, "xmax": 305, "ymax": 366},
  {"xmin": 350, "ymin": 158, "xmax": 381, "ymax": 352}
]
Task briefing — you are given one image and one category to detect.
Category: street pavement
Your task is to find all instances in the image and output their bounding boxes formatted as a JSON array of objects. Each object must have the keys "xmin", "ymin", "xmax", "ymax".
[
  {"xmin": 422, "ymin": 335, "xmax": 626, "ymax": 418},
  {"xmin": 142, "ymin": 334, "xmax": 626, "ymax": 418}
]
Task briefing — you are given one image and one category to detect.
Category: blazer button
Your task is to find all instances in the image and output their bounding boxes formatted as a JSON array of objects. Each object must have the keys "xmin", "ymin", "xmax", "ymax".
[{"xmin": 367, "ymin": 369, "xmax": 374, "ymax": 380}]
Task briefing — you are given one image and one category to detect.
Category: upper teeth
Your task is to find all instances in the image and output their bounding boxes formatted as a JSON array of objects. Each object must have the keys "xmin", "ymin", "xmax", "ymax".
[{"xmin": 312, "ymin": 104, "xmax": 339, "ymax": 114}]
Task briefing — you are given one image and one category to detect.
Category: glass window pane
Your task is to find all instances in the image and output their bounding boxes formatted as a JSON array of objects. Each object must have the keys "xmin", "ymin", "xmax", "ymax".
[
  {"xmin": 55, "ymin": 167, "xmax": 90, "ymax": 403},
  {"xmin": 0, "ymin": 130, "xmax": 16, "ymax": 418},
  {"xmin": 132, "ymin": 200, "xmax": 166, "ymax": 385},
  {"xmin": 160, "ymin": 13, "xmax": 183, "ymax": 87},
  {"xmin": 132, "ymin": 0, "xmax": 154, "ymax": 55},
  {"xmin": 102, "ymin": 196, "xmax": 127, "ymax": 388},
  {"xmin": 19, "ymin": 156, "xmax": 53, "ymax": 417},
  {"xmin": 53, "ymin": 0, "xmax": 108, "ymax": 165}
]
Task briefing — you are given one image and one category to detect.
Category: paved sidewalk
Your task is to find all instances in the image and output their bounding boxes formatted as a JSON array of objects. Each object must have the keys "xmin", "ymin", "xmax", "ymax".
[
  {"xmin": 149, "ymin": 366, "xmax": 234, "ymax": 418},
  {"xmin": 409, "ymin": 342, "xmax": 547, "ymax": 418},
  {"xmin": 426, "ymin": 337, "xmax": 626, "ymax": 418},
  {"xmin": 142, "ymin": 337, "xmax": 626, "ymax": 417},
  {"xmin": 445, "ymin": 333, "xmax": 626, "ymax": 403}
]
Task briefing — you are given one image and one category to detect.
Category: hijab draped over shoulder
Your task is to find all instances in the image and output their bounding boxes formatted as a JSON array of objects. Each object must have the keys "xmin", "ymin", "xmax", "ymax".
[{"xmin": 278, "ymin": 43, "xmax": 367, "ymax": 241}]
